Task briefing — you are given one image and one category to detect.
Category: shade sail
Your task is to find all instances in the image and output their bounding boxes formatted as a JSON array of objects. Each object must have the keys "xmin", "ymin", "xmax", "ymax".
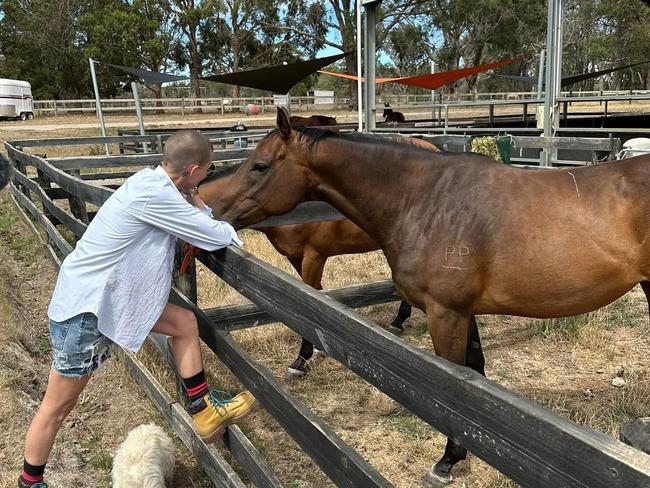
[
  {"xmin": 561, "ymin": 60, "xmax": 650, "ymax": 86},
  {"xmin": 319, "ymin": 57, "xmax": 521, "ymax": 90},
  {"xmin": 101, "ymin": 52, "xmax": 349, "ymax": 93},
  {"xmin": 102, "ymin": 63, "xmax": 189, "ymax": 85},
  {"xmin": 390, "ymin": 58, "xmax": 522, "ymax": 90},
  {"xmin": 494, "ymin": 60, "xmax": 650, "ymax": 88},
  {"xmin": 200, "ymin": 52, "xmax": 349, "ymax": 94}
]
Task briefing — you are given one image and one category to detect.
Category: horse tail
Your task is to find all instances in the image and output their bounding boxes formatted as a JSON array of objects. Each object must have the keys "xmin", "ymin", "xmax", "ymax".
[{"xmin": 0, "ymin": 153, "xmax": 13, "ymax": 191}]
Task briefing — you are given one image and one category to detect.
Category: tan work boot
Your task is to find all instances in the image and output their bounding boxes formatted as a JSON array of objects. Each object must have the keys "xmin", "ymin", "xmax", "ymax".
[{"xmin": 189, "ymin": 390, "xmax": 258, "ymax": 443}]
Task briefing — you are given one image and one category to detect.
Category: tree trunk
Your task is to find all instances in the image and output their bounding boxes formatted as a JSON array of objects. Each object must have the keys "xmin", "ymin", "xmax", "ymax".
[
  {"xmin": 232, "ymin": 40, "xmax": 241, "ymax": 99},
  {"xmin": 152, "ymin": 83, "xmax": 163, "ymax": 114},
  {"xmin": 188, "ymin": 25, "xmax": 202, "ymax": 113}
]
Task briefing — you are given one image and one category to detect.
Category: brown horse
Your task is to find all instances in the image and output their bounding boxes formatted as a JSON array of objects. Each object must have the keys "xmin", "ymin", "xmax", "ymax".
[
  {"xmin": 199, "ymin": 135, "xmax": 441, "ymax": 378},
  {"xmin": 383, "ymin": 104, "xmax": 406, "ymax": 123},
  {"xmin": 289, "ymin": 114, "xmax": 338, "ymax": 127},
  {"xmin": 212, "ymin": 107, "xmax": 650, "ymax": 486}
]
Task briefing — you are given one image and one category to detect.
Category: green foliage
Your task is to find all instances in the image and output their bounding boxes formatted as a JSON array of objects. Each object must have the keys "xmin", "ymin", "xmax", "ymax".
[
  {"xmin": 2, "ymin": 0, "xmax": 650, "ymax": 99},
  {"xmin": 0, "ymin": 0, "xmax": 94, "ymax": 98}
]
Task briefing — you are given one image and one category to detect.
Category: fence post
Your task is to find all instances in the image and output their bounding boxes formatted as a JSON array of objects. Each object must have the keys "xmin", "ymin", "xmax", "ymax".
[
  {"xmin": 173, "ymin": 241, "xmax": 198, "ymax": 305},
  {"xmin": 620, "ymin": 418, "xmax": 650, "ymax": 455},
  {"xmin": 36, "ymin": 167, "xmax": 55, "ymax": 222},
  {"xmin": 181, "ymin": 98, "xmax": 185, "ymax": 116},
  {"xmin": 13, "ymin": 150, "xmax": 30, "ymax": 199},
  {"xmin": 170, "ymin": 240, "xmax": 197, "ymax": 402},
  {"xmin": 66, "ymin": 170, "xmax": 89, "ymax": 225}
]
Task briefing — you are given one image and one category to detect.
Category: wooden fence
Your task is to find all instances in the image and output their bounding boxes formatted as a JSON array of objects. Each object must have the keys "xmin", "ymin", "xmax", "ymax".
[{"xmin": 4, "ymin": 134, "xmax": 650, "ymax": 487}]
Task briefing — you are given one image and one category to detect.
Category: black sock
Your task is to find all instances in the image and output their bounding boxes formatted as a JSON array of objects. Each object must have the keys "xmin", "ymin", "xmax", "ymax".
[
  {"xmin": 183, "ymin": 370, "xmax": 208, "ymax": 403},
  {"xmin": 21, "ymin": 459, "xmax": 46, "ymax": 484}
]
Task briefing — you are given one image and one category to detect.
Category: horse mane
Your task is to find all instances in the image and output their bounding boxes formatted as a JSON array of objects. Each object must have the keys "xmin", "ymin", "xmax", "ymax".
[
  {"xmin": 282, "ymin": 126, "xmax": 438, "ymax": 156},
  {"xmin": 310, "ymin": 115, "xmax": 336, "ymax": 124}
]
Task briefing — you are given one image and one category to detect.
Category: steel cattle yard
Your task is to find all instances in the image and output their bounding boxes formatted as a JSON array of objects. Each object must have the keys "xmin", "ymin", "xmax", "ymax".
[{"xmin": 4, "ymin": 131, "xmax": 650, "ymax": 488}]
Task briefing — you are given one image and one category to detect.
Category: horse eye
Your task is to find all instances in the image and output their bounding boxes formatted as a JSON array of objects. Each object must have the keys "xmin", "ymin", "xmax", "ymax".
[{"xmin": 252, "ymin": 162, "xmax": 270, "ymax": 172}]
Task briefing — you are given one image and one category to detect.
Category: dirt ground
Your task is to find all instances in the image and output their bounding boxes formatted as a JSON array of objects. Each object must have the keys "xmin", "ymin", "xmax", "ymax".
[{"xmin": 1, "ymin": 113, "xmax": 649, "ymax": 487}]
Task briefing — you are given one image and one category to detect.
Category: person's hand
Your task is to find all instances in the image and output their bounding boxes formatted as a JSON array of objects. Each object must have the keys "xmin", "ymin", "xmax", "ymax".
[{"xmin": 181, "ymin": 186, "xmax": 199, "ymax": 201}]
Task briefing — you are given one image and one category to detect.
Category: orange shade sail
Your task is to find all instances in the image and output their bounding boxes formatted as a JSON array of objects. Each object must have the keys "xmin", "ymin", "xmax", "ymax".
[{"xmin": 319, "ymin": 57, "xmax": 522, "ymax": 90}]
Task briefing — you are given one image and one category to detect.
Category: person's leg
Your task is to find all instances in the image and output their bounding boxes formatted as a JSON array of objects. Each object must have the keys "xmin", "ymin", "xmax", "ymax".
[
  {"xmin": 151, "ymin": 302, "xmax": 203, "ymax": 378},
  {"xmin": 151, "ymin": 303, "xmax": 258, "ymax": 443},
  {"xmin": 20, "ymin": 369, "xmax": 91, "ymax": 486}
]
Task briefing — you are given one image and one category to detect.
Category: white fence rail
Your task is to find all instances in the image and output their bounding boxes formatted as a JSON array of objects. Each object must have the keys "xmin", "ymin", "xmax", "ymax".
[{"xmin": 32, "ymin": 90, "xmax": 650, "ymax": 116}]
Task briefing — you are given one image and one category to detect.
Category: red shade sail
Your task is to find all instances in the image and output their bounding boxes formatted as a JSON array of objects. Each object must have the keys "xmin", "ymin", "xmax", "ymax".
[{"xmin": 319, "ymin": 57, "xmax": 522, "ymax": 89}]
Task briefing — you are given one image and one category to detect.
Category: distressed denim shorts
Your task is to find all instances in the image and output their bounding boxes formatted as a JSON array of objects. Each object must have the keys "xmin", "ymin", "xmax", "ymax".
[{"xmin": 49, "ymin": 312, "xmax": 112, "ymax": 378}]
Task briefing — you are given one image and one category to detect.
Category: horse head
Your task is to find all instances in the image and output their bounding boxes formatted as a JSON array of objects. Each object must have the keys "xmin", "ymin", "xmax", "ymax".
[{"xmin": 212, "ymin": 107, "xmax": 315, "ymax": 229}]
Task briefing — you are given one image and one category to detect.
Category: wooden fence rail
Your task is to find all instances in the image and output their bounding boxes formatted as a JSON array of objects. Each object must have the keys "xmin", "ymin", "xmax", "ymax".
[{"xmin": 4, "ymin": 139, "xmax": 650, "ymax": 488}]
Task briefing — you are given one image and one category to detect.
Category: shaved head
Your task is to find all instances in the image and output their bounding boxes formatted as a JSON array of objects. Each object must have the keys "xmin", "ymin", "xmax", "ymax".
[{"xmin": 163, "ymin": 130, "xmax": 212, "ymax": 172}]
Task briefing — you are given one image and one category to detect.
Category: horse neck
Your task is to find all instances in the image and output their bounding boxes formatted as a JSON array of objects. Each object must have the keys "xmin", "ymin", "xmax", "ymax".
[{"xmin": 306, "ymin": 136, "xmax": 425, "ymax": 249}]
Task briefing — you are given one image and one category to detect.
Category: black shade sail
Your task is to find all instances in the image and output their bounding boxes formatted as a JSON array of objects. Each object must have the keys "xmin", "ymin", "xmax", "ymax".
[
  {"xmin": 101, "ymin": 52, "xmax": 348, "ymax": 93},
  {"xmin": 200, "ymin": 52, "xmax": 349, "ymax": 94},
  {"xmin": 494, "ymin": 60, "xmax": 650, "ymax": 88},
  {"xmin": 102, "ymin": 63, "xmax": 189, "ymax": 85}
]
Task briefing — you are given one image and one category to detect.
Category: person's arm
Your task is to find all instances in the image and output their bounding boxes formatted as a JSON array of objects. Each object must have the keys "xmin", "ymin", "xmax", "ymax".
[{"xmin": 141, "ymin": 183, "xmax": 243, "ymax": 251}]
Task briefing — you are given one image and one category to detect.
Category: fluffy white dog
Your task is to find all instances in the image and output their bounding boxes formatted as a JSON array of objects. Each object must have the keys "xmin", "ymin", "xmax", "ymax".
[{"xmin": 111, "ymin": 423, "xmax": 176, "ymax": 488}]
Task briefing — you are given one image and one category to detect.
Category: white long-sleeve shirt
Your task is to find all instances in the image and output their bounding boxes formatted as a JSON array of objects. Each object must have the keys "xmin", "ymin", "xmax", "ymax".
[{"xmin": 48, "ymin": 165, "xmax": 242, "ymax": 352}]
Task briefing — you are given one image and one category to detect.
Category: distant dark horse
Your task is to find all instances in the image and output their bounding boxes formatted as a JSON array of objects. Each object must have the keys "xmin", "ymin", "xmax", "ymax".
[
  {"xmin": 0, "ymin": 153, "xmax": 13, "ymax": 190},
  {"xmin": 383, "ymin": 103, "xmax": 406, "ymax": 123},
  {"xmin": 213, "ymin": 107, "xmax": 650, "ymax": 486},
  {"xmin": 199, "ymin": 135, "xmax": 441, "ymax": 378},
  {"xmin": 289, "ymin": 114, "xmax": 338, "ymax": 127}
]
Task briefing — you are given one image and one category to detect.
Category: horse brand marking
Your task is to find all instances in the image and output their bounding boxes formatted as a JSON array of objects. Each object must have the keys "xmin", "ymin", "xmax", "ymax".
[
  {"xmin": 445, "ymin": 245, "xmax": 470, "ymax": 261},
  {"xmin": 443, "ymin": 244, "xmax": 470, "ymax": 270}
]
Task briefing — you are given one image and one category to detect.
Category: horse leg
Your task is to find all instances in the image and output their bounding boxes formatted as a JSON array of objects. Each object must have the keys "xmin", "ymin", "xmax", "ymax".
[
  {"xmin": 390, "ymin": 300, "xmax": 412, "ymax": 330},
  {"xmin": 421, "ymin": 304, "xmax": 472, "ymax": 487},
  {"xmin": 286, "ymin": 251, "xmax": 326, "ymax": 379},
  {"xmin": 424, "ymin": 316, "xmax": 485, "ymax": 487},
  {"xmin": 640, "ymin": 281, "xmax": 650, "ymax": 318},
  {"xmin": 465, "ymin": 316, "xmax": 485, "ymax": 376}
]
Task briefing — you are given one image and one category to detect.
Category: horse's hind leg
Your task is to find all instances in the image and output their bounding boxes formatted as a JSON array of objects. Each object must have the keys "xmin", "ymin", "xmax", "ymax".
[
  {"xmin": 465, "ymin": 316, "xmax": 485, "ymax": 376},
  {"xmin": 287, "ymin": 251, "xmax": 326, "ymax": 379},
  {"xmin": 423, "ymin": 312, "xmax": 482, "ymax": 487},
  {"xmin": 640, "ymin": 281, "xmax": 650, "ymax": 318},
  {"xmin": 390, "ymin": 300, "xmax": 412, "ymax": 330}
]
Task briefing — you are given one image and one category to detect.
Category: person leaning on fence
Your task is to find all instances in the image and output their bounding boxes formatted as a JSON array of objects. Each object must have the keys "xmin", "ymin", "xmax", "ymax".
[{"xmin": 17, "ymin": 130, "xmax": 258, "ymax": 488}]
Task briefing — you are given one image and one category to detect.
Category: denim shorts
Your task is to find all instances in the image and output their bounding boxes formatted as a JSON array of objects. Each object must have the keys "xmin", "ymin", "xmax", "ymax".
[{"xmin": 49, "ymin": 312, "xmax": 113, "ymax": 378}]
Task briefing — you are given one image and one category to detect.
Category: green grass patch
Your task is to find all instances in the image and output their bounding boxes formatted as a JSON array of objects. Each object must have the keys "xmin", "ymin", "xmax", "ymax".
[
  {"xmin": 80, "ymin": 434, "xmax": 113, "ymax": 471},
  {"xmin": 0, "ymin": 196, "xmax": 41, "ymax": 264},
  {"xmin": 380, "ymin": 407, "xmax": 434, "ymax": 440}
]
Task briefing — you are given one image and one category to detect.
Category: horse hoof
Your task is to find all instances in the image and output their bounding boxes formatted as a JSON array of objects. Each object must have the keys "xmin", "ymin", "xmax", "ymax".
[
  {"xmin": 286, "ymin": 366, "xmax": 306, "ymax": 380},
  {"xmin": 421, "ymin": 469, "xmax": 452, "ymax": 487},
  {"xmin": 389, "ymin": 323, "xmax": 404, "ymax": 334},
  {"xmin": 313, "ymin": 348, "xmax": 326, "ymax": 358}
]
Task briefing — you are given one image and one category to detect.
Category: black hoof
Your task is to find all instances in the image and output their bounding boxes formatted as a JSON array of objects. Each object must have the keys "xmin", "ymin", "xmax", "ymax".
[
  {"xmin": 287, "ymin": 356, "xmax": 308, "ymax": 380},
  {"xmin": 390, "ymin": 319, "xmax": 405, "ymax": 329}
]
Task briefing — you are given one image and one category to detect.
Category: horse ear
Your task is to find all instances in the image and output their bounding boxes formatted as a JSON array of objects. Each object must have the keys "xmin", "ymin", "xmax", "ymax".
[{"xmin": 277, "ymin": 107, "xmax": 291, "ymax": 139}]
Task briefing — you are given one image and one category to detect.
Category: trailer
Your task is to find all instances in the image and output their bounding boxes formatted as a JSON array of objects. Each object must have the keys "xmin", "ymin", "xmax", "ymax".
[{"xmin": 0, "ymin": 78, "xmax": 34, "ymax": 121}]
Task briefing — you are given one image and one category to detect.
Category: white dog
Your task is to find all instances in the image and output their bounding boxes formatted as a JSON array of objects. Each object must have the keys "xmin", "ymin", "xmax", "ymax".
[{"xmin": 112, "ymin": 423, "xmax": 176, "ymax": 488}]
